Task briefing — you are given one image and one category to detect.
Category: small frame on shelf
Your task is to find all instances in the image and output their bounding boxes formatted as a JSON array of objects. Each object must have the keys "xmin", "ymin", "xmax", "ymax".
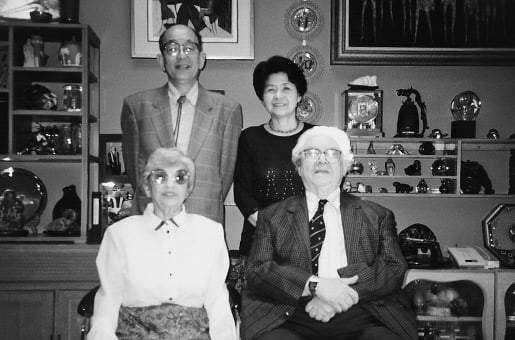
[{"xmin": 99, "ymin": 134, "xmax": 127, "ymax": 183}]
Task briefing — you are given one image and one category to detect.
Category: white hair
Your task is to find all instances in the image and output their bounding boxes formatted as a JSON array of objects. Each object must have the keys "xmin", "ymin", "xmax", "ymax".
[{"xmin": 291, "ymin": 126, "xmax": 354, "ymax": 172}]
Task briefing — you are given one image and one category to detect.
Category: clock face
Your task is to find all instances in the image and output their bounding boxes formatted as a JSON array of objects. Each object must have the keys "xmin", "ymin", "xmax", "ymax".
[{"xmin": 349, "ymin": 95, "xmax": 378, "ymax": 124}]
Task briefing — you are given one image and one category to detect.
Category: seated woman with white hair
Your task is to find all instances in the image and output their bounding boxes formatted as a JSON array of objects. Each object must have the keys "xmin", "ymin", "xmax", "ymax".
[{"xmin": 88, "ymin": 147, "xmax": 237, "ymax": 340}]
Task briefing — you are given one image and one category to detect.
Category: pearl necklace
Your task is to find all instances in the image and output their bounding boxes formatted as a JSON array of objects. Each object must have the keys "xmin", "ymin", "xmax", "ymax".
[{"xmin": 267, "ymin": 120, "xmax": 300, "ymax": 134}]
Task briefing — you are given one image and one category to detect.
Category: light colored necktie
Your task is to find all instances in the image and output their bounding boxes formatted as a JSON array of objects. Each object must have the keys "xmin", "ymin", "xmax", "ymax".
[{"xmin": 174, "ymin": 95, "xmax": 186, "ymax": 145}]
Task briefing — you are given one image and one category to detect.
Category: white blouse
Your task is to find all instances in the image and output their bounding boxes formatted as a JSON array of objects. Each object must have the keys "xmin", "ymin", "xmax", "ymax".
[{"xmin": 88, "ymin": 204, "xmax": 237, "ymax": 340}]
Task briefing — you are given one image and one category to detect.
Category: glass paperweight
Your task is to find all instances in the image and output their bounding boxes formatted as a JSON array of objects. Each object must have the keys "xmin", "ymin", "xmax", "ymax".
[{"xmin": 450, "ymin": 91, "xmax": 481, "ymax": 138}]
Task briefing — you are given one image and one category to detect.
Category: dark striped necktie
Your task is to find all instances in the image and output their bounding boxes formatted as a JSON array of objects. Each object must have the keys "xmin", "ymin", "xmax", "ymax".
[
  {"xmin": 174, "ymin": 95, "xmax": 186, "ymax": 145},
  {"xmin": 310, "ymin": 199, "xmax": 328, "ymax": 275}
]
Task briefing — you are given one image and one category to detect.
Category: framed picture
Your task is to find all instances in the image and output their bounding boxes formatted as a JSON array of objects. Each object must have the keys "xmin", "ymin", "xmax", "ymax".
[
  {"xmin": 99, "ymin": 134, "xmax": 127, "ymax": 183},
  {"xmin": 0, "ymin": 1, "xmax": 60, "ymax": 20},
  {"xmin": 331, "ymin": 0, "xmax": 515, "ymax": 65},
  {"xmin": 131, "ymin": 0, "xmax": 254, "ymax": 59}
]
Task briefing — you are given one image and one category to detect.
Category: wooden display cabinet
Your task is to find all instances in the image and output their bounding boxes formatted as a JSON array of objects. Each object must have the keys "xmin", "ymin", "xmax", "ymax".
[{"xmin": 0, "ymin": 22, "xmax": 100, "ymax": 242}]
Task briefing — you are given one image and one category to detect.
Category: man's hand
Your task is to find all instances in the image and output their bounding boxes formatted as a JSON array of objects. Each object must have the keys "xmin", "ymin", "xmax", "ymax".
[
  {"xmin": 305, "ymin": 297, "xmax": 336, "ymax": 322},
  {"xmin": 316, "ymin": 275, "xmax": 359, "ymax": 313}
]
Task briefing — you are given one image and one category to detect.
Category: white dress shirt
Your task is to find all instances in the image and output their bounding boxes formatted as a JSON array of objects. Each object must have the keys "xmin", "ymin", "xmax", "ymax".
[
  {"xmin": 168, "ymin": 82, "xmax": 198, "ymax": 153},
  {"xmin": 88, "ymin": 203, "xmax": 236, "ymax": 340},
  {"xmin": 306, "ymin": 189, "xmax": 348, "ymax": 278}
]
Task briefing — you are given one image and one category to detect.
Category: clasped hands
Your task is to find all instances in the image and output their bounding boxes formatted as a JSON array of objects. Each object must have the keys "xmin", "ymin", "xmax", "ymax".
[{"xmin": 304, "ymin": 275, "xmax": 359, "ymax": 322}]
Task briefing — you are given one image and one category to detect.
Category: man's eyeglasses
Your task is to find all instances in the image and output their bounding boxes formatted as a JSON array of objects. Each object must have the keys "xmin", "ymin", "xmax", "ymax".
[
  {"xmin": 302, "ymin": 148, "xmax": 342, "ymax": 163},
  {"xmin": 148, "ymin": 169, "xmax": 190, "ymax": 185},
  {"xmin": 162, "ymin": 41, "xmax": 199, "ymax": 56}
]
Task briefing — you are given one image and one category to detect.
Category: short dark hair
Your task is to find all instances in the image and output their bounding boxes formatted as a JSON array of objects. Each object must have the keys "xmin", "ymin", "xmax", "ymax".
[
  {"xmin": 159, "ymin": 24, "xmax": 203, "ymax": 52},
  {"xmin": 252, "ymin": 55, "xmax": 307, "ymax": 101}
]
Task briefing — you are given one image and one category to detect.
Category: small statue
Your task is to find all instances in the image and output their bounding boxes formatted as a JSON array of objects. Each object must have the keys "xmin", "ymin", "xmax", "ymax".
[
  {"xmin": 405, "ymin": 160, "xmax": 421, "ymax": 176},
  {"xmin": 387, "ymin": 144, "xmax": 409, "ymax": 155},
  {"xmin": 349, "ymin": 160, "xmax": 364, "ymax": 175},
  {"xmin": 439, "ymin": 179, "xmax": 454, "ymax": 194},
  {"xmin": 0, "ymin": 189, "xmax": 27, "ymax": 235},
  {"xmin": 367, "ymin": 141, "xmax": 376, "ymax": 154},
  {"xmin": 395, "ymin": 87, "xmax": 429, "ymax": 137},
  {"xmin": 428, "ymin": 129, "xmax": 447, "ymax": 139},
  {"xmin": 385, "ymin": 158, "xmax": 395, "ymax": 176},
  {"xmin": 486, "ymin": 129, "xmax": 500, "ymax": 139},
  {"xmin": 342, "ymin": 180, "xmax": 352, "ymax": 193},
  {"xmin": 461, "ymin": 160, "xmax": 494, "ymax": 194},
  {"xmin": 417, "ymin": 179, "xmax": 429, "ymax": 194},
  {"xmin": 368, "ymin": 161, "xmax": 378, "ymax": 175},
  {"xmin": 393, "ymin": 182, "xmax": 413, "ymax": 193}
]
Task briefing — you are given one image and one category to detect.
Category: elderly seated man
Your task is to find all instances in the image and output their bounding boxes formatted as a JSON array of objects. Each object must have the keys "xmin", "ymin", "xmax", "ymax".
[
  {"xmin": 241, "ymin": 126, "xmax": 417, "ymax": 340},
  {"xmin": 88, "ymin": 147, "xmax": 237, "ymax": 340}
]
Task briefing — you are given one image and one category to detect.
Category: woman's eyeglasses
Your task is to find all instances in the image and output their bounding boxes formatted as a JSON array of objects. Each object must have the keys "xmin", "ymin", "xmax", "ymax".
[
  {"xmin": 148, "ymin": 169, "xmax": 190, "ymax": 185},
  {"xmin": 162, "ymin": 41, "xmax": 199, "ymax": 56},
  {"xmin": 302, "ymin": 148, "xmax": 341, "ymax": 163}
]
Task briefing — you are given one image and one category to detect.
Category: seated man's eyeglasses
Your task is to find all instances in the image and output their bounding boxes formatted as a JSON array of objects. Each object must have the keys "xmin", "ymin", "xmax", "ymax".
[
  {"xmin": 302, "ymin": 148, "xmax": 342, "ymax": 163},
  {"xmin": 148, "ymin": 169, "xmax": 190, "ymax": 185},
  {"xmin": 162, "ymin": 41, "xmax": 199, "ymax": 56}
]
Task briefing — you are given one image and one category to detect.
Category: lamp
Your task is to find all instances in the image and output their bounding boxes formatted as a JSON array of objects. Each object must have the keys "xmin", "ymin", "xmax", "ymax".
[{"xmin": 450, "ymin": 91, "xmax": 481, "ymax": 138}]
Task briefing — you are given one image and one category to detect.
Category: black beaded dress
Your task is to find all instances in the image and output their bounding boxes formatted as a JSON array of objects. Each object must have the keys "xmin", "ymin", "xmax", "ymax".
[{"xmin": 234, "ymin": 123, "xmax": 314, "ymax": 255}]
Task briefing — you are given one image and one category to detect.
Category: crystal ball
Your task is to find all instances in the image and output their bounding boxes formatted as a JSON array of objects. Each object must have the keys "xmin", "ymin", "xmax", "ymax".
[{"xmin": 450, "ymin": 91, "xmax": 481, "ymax": 121}]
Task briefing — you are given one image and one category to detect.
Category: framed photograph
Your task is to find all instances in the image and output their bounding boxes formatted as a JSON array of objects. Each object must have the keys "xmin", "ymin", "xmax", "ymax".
[
  {"xmin": 331, "ymin": 0, "xmax": 515, "ymax": 65},
  {"xmin": 131, "ymin": 0, "xmax": 254, "ymax": 59},
  {"xmin": 99, "ymin": 134, "xmax": 127, "ymax": 183},
  {"xmin": 0, "ymin": 1, "xmax": 60, "ymax": 20}
]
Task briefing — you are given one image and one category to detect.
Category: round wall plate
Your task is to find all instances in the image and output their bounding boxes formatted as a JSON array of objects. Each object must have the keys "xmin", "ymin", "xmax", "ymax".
[
  {"xmin": 296, "ymin": 91, "xmax": 322, "ymax": 123},
  {"xmin": 287, "ymin": 45, "xmax": 324, "ymax": 81},
  {"xmin": 483, "ymin": 203, "xmax": 515, "ymax": 268},
  {"xmin": 284, "ymin": 0, "xmax": 324, "ymax": 39}
]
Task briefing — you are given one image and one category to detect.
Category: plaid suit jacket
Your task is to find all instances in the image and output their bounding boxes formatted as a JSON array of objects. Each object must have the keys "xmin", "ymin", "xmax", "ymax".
[
  {"xmin": 241, "ymin": 192, "xmax": 417, "ymax": 340},
  {"xmin": 121, "ymin": 84, "xmax": 243, "ymax": 223}
]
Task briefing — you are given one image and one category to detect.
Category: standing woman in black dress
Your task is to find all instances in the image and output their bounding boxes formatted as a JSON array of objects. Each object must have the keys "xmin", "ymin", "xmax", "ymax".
[{"xmin": 234, "ymin": 55, "xmax": 314, "ymax": 256}]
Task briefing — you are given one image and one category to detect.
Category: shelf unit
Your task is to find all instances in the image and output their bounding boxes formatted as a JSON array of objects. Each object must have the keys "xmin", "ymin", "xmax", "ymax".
[
  {"xmin": 347, "ymin": 137, "xmax": 515, "ymax": 197},
  {"xmin": 0, "ymin": 22, "xmax": 100, "ymax": 243}
]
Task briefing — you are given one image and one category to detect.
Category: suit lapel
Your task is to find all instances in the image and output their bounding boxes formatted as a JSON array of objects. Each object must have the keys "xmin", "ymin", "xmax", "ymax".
[
  {"xmin": 288, "ymin": 195, "xmax": 311, "ymax": 262},
  {"xmin": 149, "ymin": 85, "xmax": 174, "ymax": 147},
  {"xmin": 188, "ymin": 86, "xmax": 214, "ymax": 159},
  {"xmin": 340, "ymin": 193, "xmax": 362, "ymax": 264}
]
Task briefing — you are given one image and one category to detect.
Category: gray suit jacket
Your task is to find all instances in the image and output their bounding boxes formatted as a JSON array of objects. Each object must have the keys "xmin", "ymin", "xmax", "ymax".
[
  {"xmin": 121, "ymin": 84, "xmax": 243, "ymax": 223},
  {"xmin": 241, "ymin": 193, "xmax": 417, "ymax": 340}
]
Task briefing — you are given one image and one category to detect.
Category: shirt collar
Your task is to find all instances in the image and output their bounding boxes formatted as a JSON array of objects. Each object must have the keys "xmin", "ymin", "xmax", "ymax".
[
  {"xmin": 305, "ymin": 189, "xmax": 341, "ymax": 215},
  {"xmin": 167, "ymin": 81, "xmax": 199, "ymax": 106},
  {"xmin": 143, "ymin": 203, "xmax": 187, "ymax": 230}
]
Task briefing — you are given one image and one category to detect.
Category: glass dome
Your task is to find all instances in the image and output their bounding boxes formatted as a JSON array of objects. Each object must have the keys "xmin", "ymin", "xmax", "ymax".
[{"xmin": 450, "ymin": 91, "xmax": 481, "ymax": 121}]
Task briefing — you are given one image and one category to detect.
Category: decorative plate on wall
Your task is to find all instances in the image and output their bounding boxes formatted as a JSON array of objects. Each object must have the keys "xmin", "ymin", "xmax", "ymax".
[
  {"xmin": 284, "ymin": 0, "xmax": 324, "ymax": 40},
  {"xmin": 0, "ymin": 167, "xmax": 47, "ymax": 236},
  {"xmin": 287, "ymin": 45, "xmax": 324, "ymax": 81},
  {"xmin": 296, "ymin": 91, "xmax": 322, "ymax": 123}
]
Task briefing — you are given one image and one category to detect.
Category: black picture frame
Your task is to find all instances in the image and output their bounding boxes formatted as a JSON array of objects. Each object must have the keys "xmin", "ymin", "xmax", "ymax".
[
  {"xmin": 331, "ymin": 0, "xmax": 515, "ymax": 65},
  {"xmin": 99, "ymin": 134, "xmax": 128, "ymax": 183}
]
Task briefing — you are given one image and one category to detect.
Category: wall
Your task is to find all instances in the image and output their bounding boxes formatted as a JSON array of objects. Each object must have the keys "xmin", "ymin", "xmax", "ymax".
[{"xmin": 81, "ymin": 0, "xmax": 515, "ymax": 250}]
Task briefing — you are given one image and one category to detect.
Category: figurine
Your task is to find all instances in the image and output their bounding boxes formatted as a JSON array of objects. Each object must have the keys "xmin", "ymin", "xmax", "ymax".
[
  {"xmin": 393, "ymin": 182, "xmax": 413, "ymax": 193},
  {"xmin": 431, "ymin": 159, "xmax": 454, "ymax": 176},
  {"xmin": 368, "ymin": 161, "xmax": 378, "ymax": 175},
  {"xmin": 367, "ymin": 141, "xmax": 376, "ymax": 154},
  {"xmin": 356, "ymin": 182, "xmax": 367, "ymax": 193},
  {"xmin": 419, "ymin": 141, "xmax": 435, "ymax": 155},
  {"xmin": 439, "ymin": 179, "xmax": 454, "ymax": 194},
  {"xmin": 349, "ymin": 160, "xmax": 364, "ymax": 175},
  {"xmin": 417, "ymin": 179, "xmax": 429, "ymax": 194},
  {"xmin": 486, "ymin": 129, "xmax": 500, "ymax": 139},
  {"xmin": 461, "ymin": 160, "xmax": 494, "ymax": 194},
  {"xmin": 395, "ymin": 87, "xmax": 429, "ymax": 137},
  {"xmin": 428, "ymin": 129, "xmax": 447, "ymax": 139},
  {"xmin": 385, "ymin": 158, "xmax": 395, "ymax": 175},
  {"xmin": 387, "ymin": 144, "xmax": 409, "ymax": 155},
  {"xmin": 0, "ymin": 189, "xmax": 27, "ymax": 235},
  {"xmin": 405, "ymin": 160, "xmax": 422, "ymax": 176},
  {"xmin": 342, "ymin": 180, "xmax": 352, "ymax": 193}
]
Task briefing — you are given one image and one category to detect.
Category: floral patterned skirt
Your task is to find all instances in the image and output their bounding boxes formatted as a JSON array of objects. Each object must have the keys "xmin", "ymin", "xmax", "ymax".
[{"xmin": 116, "ymin": 303, "xmax": 210, "ymax": 340}]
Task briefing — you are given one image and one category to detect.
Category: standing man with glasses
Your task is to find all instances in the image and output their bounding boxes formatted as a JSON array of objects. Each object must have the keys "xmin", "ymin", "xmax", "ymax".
[
  {"xmin": 241, "ymin": 126, "xmax": 417, "ymax": 340},
  {"xmin": 121, "ymin": 24, "xmax": 243, "ymax": 223}
]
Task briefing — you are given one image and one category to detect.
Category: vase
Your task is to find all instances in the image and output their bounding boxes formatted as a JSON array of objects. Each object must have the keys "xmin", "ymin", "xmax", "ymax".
[{"xmin": 52, "ymin": 184, "xmax": 81, "ymax": 229}]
